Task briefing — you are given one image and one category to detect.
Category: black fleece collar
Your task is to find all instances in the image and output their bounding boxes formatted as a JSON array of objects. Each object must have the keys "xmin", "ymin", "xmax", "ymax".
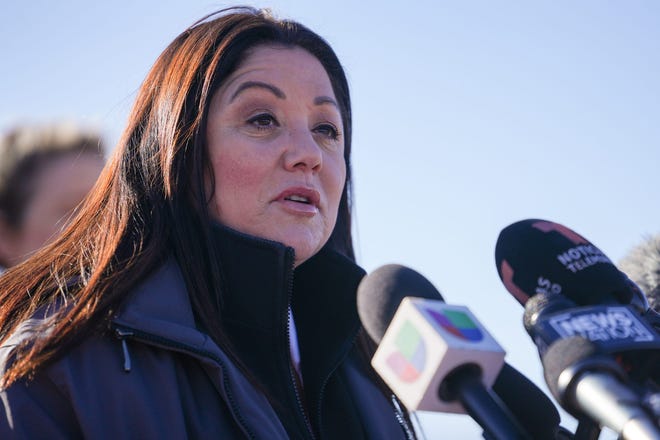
[{"xmin": 210, "ymin": 223, "xmax": 366, "ymax": 437}]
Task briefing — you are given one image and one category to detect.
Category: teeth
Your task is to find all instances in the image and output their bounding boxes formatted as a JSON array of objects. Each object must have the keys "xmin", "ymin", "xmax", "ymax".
[{"xmin": 286, "ymin": 195, "xmax": 310, "ymax": 203}]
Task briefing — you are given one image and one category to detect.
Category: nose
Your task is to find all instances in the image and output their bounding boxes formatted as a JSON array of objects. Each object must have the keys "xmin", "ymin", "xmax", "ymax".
[{"xmin": 283, "ymin": 129, "xmax": 322, "ymax": 173}]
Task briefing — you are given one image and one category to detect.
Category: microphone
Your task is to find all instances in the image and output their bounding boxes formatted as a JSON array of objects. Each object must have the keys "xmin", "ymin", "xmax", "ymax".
[
  {"xmin": 495, "ymin": 218, "xmax": 660, "ymax": 438},
  {"xmin": 357, "ymin": 264, "xmax": 562, "ymax": 440},
  {"xmin": 542, "ymin": 336, "xmax": 659, "ymax": 440},
  {"xmin": 495, "ymin": 219, "xmax": 660, "ymax": 377}
]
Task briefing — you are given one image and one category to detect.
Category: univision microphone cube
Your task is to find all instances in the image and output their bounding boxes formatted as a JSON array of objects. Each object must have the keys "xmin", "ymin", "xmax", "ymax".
[{"xmin": 371, "ymin": 297, "xmax": 506, "ymax": 413}]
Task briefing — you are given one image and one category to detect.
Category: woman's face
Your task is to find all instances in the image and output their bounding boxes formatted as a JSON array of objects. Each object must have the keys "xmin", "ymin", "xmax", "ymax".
[{"xmin": 206, "ymin": 44, "xmax": 346, "ymax": 266}]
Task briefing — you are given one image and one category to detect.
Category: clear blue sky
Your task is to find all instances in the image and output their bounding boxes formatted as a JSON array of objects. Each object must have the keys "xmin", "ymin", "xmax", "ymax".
[{"xmin": 3, "ymin": 1, "xmax": 659, "ymax": 438}]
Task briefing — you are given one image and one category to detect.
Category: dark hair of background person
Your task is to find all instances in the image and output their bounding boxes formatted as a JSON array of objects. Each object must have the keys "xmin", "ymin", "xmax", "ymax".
[
  {"xmin": 0, "ymin": 122, "xmax": 105, "ymax": 268},
  {"xmin": 0, "ymin": 7, "xmax": 396, "ymax": 408},
  {"xmin": 618, "ymin": 234, "xmax": 660, "ymax": 312}
]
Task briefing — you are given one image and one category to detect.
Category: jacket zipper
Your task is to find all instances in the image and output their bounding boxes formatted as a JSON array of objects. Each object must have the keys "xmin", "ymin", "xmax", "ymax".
[
  {"xmin": 284, "ymin": 248, "xmax": 316, "ymax": 440},
  {"xmin": 218, "ymin": 233, "xmax": 313, "ymax": 438},
  {"xmin": 391, "ymin": 394, "xmax": 416, "ymax": 440},
  {"xmin": 313, "ymin": 329, "xmax": 416, "ymax": 440},
  {"xmin": 113, "ymin": 325, "xmax": 257, "ymax": 440}
]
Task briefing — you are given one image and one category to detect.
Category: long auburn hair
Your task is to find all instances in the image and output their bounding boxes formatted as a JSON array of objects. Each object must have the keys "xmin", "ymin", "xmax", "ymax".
[{"xmin": 0, "ymin": 7, "xmax": 357, "ymax": 387}]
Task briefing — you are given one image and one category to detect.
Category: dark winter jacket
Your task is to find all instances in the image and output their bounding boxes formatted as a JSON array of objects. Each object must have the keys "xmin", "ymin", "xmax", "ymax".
[{"xmin": 0, "ymin": 225, "xmax": 411, "ymax": 439}]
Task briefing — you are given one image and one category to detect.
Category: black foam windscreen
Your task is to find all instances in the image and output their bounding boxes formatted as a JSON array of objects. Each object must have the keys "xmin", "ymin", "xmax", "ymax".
[
  {"xmin": 356, "ymin": 264, "xmax": 443, "ymax": 344},
  {"xmin": 495, "ymin": 219, "xmax": 633, "ymax": 306},
  {"xmin": 493, "ymin": 363, "xmax": 562, "ymax": 440}
]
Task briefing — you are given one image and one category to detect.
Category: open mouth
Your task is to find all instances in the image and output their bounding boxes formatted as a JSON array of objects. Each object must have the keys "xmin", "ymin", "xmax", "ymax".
[
  {"xmin": 285, "ymin": 195, "xmax": 311, "ymax": 204},
  {"xmin": 278, "ymin": 187, "xmax": 320, "ymax": 210}
]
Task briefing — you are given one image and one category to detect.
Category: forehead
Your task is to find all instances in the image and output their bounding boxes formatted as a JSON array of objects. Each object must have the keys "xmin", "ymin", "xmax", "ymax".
[{"xmin": 222, "ymin": 44, "xmax": 336, "ymax": 98}]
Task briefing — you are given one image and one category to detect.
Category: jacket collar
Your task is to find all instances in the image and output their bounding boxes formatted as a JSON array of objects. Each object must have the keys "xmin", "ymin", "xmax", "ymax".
[
  {"xmin": 210, "ymin": 223, "xmax": 367, "ymax": 410},
  {"xmin": 210, "ymin": 222, "xmax": 366, "ymax": 344}
]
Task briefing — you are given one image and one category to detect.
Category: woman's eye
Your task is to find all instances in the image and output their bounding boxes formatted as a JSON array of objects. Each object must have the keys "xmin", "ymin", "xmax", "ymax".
[
  {"xmin": 247, "ymin": 113, "xmax": 278, "ymax": 129},
  {"xmin": 314, "ymin": 123, "xmax": 339, "ymax": 140}
]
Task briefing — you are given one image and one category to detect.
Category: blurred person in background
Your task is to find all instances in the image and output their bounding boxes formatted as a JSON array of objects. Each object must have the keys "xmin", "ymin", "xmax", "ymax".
[{"xmin": 0, "ymin": 122, "xmax": 106, "ymax": 272}]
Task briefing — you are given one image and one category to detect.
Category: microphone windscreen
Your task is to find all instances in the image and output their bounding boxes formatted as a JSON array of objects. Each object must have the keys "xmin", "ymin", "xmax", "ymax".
[
  {"xmin": 618, "ymin": 233, "xmax": 660, "ymax": 313},
  {"xmin": 493, "ymin": 362, "xmax": 561, "ymax": 440},
  {"xmin": 357, "ymin": 264, "xmax": 443, "ymax": 344},
  {"xmin": 495, "ymin": 219, "xmax": 632, "ymax": 306},
  {"xmin": 541, "ymin": 336, "xmax": 602, "ymax": 402}
]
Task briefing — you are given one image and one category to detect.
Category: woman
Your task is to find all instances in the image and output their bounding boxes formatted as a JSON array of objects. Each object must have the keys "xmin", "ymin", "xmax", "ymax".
[
  {"xmin": 0, "ymin": 7, "xmax": 413, "ymax": 439},
  {"xmin": 0, "ymin": 123, "xmax": 105, "ymax": 271}
]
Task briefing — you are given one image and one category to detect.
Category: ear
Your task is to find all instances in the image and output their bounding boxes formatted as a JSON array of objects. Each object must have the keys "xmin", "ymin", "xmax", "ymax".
[{"xmin": 0, "ymin": 214, "xmax": 18, "ymax": 268}]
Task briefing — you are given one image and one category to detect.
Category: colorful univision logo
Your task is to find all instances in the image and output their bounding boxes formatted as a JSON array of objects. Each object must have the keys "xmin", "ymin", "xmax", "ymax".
[
  {"xmin": 386, "ymin": 321, "xmax": 426, "ymax": 382},
  {"xmin": 427, "ymin": 309, "xmax": 483, "ymax": 342}
]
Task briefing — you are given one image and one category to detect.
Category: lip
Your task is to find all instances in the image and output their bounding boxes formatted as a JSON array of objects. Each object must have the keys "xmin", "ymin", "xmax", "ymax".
[{"xmin": 275, "ymin": 186, "xmax": 321, "ymax": 216}]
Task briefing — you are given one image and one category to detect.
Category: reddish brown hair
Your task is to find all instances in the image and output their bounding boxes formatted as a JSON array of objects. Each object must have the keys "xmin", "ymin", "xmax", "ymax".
[{"xmin": 0, "ymin": 7, "xmax": 354, "ymax": 386}]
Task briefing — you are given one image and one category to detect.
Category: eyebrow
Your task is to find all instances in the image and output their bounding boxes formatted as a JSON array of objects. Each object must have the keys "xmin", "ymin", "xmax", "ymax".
[
  {"xmin": 230, "ymin": 81, "xmax": 285, "ymax": 102},
  {"xmin": 314, "ymin": 96, "xmax": 339, "ymax": 109},
  {"xmin": 230, "ymin": 80, "xmax": 339, "ymax": 109}
]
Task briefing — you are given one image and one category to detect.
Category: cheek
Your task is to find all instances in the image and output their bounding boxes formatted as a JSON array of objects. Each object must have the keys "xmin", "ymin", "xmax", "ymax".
[
  {"xmin": 215, "ymin": 156, "xmax": 254, "ymax": 189},
  {"xmin": 326, "ymin": 157, "xmax": 347, "ymax": 207},
  {"xmin": 209, "ymin": 150, "xmax": 268, "ymax": 219}
]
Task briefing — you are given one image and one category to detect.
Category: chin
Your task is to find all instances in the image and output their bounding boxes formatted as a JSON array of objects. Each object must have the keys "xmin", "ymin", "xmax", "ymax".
[
  {"xmin": 287, "ymin": 236, "xmax": 328, "ymax": 266},
  {"xmin": 259, "ymin": 224, "xmax": 331, "ymax": 265},
  {"xmin": 285, "ymin": 242, "xmax": 316, "ymax": 265}
]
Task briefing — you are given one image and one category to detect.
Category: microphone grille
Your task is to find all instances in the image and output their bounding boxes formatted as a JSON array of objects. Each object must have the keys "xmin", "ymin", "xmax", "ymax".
[
  {"xmin": 523, "ymin": 292, "xmax": 576, "ymax": 335},
  {"xmin": 357, "ymin": 264, "xmax": 443, "ymax": 344}
]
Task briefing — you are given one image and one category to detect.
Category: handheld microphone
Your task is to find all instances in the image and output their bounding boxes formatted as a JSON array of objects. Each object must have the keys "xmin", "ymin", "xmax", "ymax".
[
  {"xmin": 495, "ymin": 219, "xmax": 660, "ymax": 379},
  {"xmin": 357, "ymin": 264, "xmax": 561, "ymax": 440},
  {"xmin": 495, "ymin": 219, "xmax": 660, "ymax": 438},
  {"xmin": 542, "ymin": 336, "xmax": 659, "ymax": 440}
]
